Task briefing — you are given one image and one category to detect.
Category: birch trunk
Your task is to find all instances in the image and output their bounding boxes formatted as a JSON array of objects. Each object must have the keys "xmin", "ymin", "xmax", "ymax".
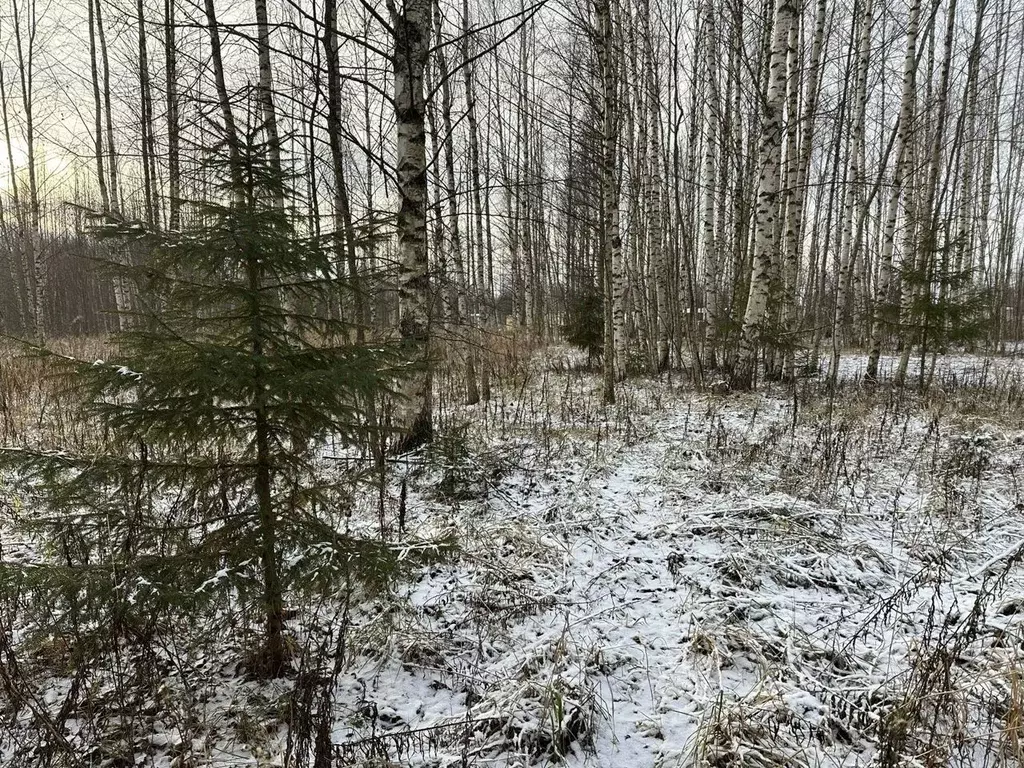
[
  {"xmin": 166, "ymin": 0, "xmax": 180, "ymax": 230},
  {"xmin": 461, "ymin": 0, "xmax": 484, "ymax": 401},
  {"xmin": 866, "ymin": 0, "xmax": 921, "ymax": 382},
  {"xmin": 698, "ymin": 0, "xmax": 719, "ymax": 370},
  {"xmin": 254, "ymin": 0, "xmax": 284, "ymax": 209},
  {"xmin": 12, "ymin": 0, "xmax": 42, "ymax": 340},
  {"xmin": 389, "ymin": 0, "xmax": 433, "ymax": 450},
  {"xmin": 595, "ymin": 0, "xmax": 623, "ymax": 393},
  {"xmin": 0, "ymin": 21, "xmax": 28, "ymax": 334},
  {"xmin": 647, "ymin": 31, "xmax": 669, "ymax": 372},
  {"xmin": 828, "ymin": 0, "xmax": 874, "ymax": 386},
  {"xmin": 781, "ymin": 0, "xmax": 825, "ymax": 380},
  {"xmin": 974, "ymin": 15, "xmax": 1004, "ymax": 286},
  {"xmin": 952, "ymin": 0, "xmax": 988, "ymax": 277},
  {"xmin": 897, "ymin": 0, "xmax": 957, "ymax": 386},
  {"xmin": 734, "ymin": 0, "xmax": 798, "ymax": 389}
]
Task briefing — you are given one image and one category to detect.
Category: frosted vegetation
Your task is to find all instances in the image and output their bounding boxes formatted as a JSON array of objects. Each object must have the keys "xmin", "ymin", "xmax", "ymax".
[{"xmin": 4, "ymin": 339, "xmax": 1024, "ymax": 767}]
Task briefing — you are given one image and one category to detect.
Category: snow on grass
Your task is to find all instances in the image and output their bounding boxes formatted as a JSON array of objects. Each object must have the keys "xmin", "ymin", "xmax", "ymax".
[
  {"xmin": 6, "ymin": 349, "xmax": 1024, "ymax": 766},
  {"xmin": 330, "ymin": 353, "xmax": 1024, "ymax": 767}
]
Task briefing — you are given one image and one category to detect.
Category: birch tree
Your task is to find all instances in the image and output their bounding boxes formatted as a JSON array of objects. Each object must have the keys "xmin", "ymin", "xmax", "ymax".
[
  {"xmin": 594, "ymin": 0, "xmax": 622, "ymax": 402},
  {"xmin": 734, "ymin": 0, "xmax": 798, "ymax": 389},
  {"xmin": 827, "ymin": 0, "xmax": 874, "ymax": 386},
  {"xmin": 388, "ymin": 0, "xmax": 433, "ymax": 449},
  {"xmin": 865, "ymin": 0, "xmax": 921, "ymax": 382}
]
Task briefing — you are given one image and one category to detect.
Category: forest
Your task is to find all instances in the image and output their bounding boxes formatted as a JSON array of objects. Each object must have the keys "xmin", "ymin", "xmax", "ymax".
[{"xmin": 1, "ymin": 0, "xmax": 1024, "ymax": 765}]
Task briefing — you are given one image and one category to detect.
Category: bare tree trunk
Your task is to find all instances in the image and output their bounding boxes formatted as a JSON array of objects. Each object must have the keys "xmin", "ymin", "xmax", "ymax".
[
  {"xmin": 734, "ymin": 0, "xmax": 798, "ymax": 389},
  {"xmin": 897, "ymin": 0, "xmax": 957, "ymax": 386},
  {"xmin": 323, "ymin": 0, "xmax": 367, "ymax": 342},
  {"xmin": 361, "ymin": 30, "xmax": 380, "ymax": 328},
  {"xmin": 202, "ymin": 0, "xmax": 242, "ymax": 179},
  {"xmin": 165, "ymin": 0, "xmax": 180, "ymax": 230},
  {"xmin": 463, "ymin": 0, "xmax": 486, "ymax": 307},
  {"xmin": 828, "ymin": 0, "xmax": 874, "ymax": 386},
  {"xmin": 96, "ymin": 0, "xmax": 120, "ymax": 212},
  {"xmin": 462, "ymin": 0, "xmax": 484, "ymax": 399},
  {"xmin": 698, "ymin": 0, "xmax": 719, "ymax": 371},
  {"xmin": 952, "ymin": 0, "xmax": 988, "ymax": 277},
  {"xmin": 780, "ymin": 0, "xmax": 825, "ymax": 380},
  {"xmin": 388, "ymin": 0, "xmax": 433, "ymax": 450},
  {"xmin": 866, "ymin": 0, "xmax": 921, "ymax": 381},
  {"xmin": 434, "ymin": 10, "xmax": 478, "ymax": 404},
  {"xmin": 87, "ymin": 0, "xmax": 109, "ymax": 212},
  {"xmin": 254, "ymin": 0, "xmax": 284, "ymax": 209},
  {"xmin": 0, "ymin": 20, "xmax": 28, "ymax": 335},
  {"xmin": 595, "ymin": 0, "xmax": 622, "ymax": 398},
  {"xmin": 975, "ymin": 10, "xmax": 1004, "ymax": 289},
  {"xmin": 12, "ymin": 0, "xmax": 42, "ymax": 340},
  {"xmin": 136, "ymin": 0, "xmax": 159, "ymax": 227}
]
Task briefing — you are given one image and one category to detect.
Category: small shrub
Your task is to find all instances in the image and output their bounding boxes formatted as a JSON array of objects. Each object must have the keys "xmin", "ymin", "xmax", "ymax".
[{"xmin": 561, "ymin": 292, "xmax": 603, "ymax": 367}]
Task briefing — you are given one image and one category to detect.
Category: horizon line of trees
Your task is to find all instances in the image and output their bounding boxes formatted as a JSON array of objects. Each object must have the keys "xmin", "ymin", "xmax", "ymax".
[{"xmin": 0, "ymin": 0, "xmax": 1019, "ymax": 402}]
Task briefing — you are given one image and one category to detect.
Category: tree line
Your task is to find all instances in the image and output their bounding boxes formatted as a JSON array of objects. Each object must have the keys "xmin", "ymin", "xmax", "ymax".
[{"xmin": 0, "ymin": 0, "xmax": 1020, "ymax": 403}]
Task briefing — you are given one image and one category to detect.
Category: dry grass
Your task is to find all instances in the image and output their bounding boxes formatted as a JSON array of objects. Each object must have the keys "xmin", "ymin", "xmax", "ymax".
[{"xmin": 0, "ymin": 334, "xmax": 111, "ymax": 447}]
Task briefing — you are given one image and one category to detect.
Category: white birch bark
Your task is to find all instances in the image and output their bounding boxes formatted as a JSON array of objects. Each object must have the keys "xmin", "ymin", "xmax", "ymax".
[
  {"xmin": 866, "ymin": 0, "xmax": 921, "ymax": 381},
  {"xmin": 389, "ymin": 0, "xmax": 433, "ymax": 449},
  {"xmin": 699, "ymin": 0, "xmax": 720, "ymax": 370},
  {"xmin": 595, "ymin": 0, "xmax": 623, "ymax": 395},
  {"xmin": 778, "ymin": 9, "xmax": 802, "ymax": 379},
  {"xmin": 254, "ymin": 0, "xmax": 284, "ymax": 209},
  {"xmin": 783, "ymin": 0, "xmax": 826, "ymax": 379},
  {"xmin": 647, "ymin": 39, "xmax": 669, "ymax": 371},
  {"xmin": 735, "ymin": 0, "xmax": 798, "ymax": 388},
  {"xmin": 897, "ymin": 0, "xmax": 957, "ymax": 386},
  {"xmin": 828, "ymin": 0, "xmax": 874, "ymax": 385},
  {"xmin": 11, "ymin": 0, "xmax": 43, "ymax": 340}
]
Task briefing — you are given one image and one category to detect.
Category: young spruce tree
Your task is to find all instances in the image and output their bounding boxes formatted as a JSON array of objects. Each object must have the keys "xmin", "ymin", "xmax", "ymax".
[{"xmin": 1, "ymin": 127, "xmax": 398, "ymax": 684}]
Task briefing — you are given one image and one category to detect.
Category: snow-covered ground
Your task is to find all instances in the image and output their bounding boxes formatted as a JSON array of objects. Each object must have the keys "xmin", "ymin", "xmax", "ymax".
[
  {"xmin": 6, "ymin": 350, "xmax": 1024, "ymax": 767},
  {"xmin": 323, "ymin": 353, "xmax": 1024, "ymax": 768}
]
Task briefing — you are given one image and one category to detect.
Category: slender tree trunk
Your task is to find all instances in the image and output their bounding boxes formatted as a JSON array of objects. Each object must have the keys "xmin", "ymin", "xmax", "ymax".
[
  {"xmin": 254, "ymin": 0, "xmax": 284, "ymax": 209},
  {"xmin": 323, "ymin": 0, "xmax": 367, "ymax": 341},
  {"xmin": 952, "ymin": 0, "xmax": 988, "ymax": 277},
  {"xmin": 734, "ymin": 0, "xmax": 798, "ymax": 389},
  {"xmin": 247, "ymin": 256, "xmax": 286, "ymax": 677},
  {"xmin": 202, "ymin": 0, "xmax": 242, "ymax": 181},
  {"xmin": 166, "ymin": 0, "xmax": 181, "ymax": 230},
  {"xmin": 136, "ymin": 0, "xmax": 158, "ymax": 226},
  {"xmin": 897, "ymin": 0, "xmax": 957, "ymax": 386},
  {"xmin": 828, "ymin": 0, "xmax": 874, "ymax": 386},
  {"xmin": 434, "ymin": 11, "xmax": 478, "ymax": 404},
  {"xmin": 87, "ymin": 0, "xmax": 109, "ymax": 213},
  {"xmin": 12, "ymin": 0, "xmax": 42, "ymax": 340},
  {"xmin": 595, "ymin": 0, "xmax": 622, "ymax": 398},
  {"xmin": 389, "ymin": 0, "xmax": 433, "ymax": 450},
  {"xmin": 866, "ymin": 0, "xmax": 921, "ymax": 381},
  {"xmin": 96, "ymin": 0, "xmax": 120, "ymax": 212},
  {"xmin": 462, "ymin": 0, "xmax": 485, "ymax": 398},
  {"xmin": 698, "ymin": 0, "xmax": 719, "ymax": 371},
  {"xmin": 463, "ymin": 0, "xmax": 486, "ymax": 307},
  {"xmin": 0, "ymin": 20, "xmax": 28, "ymax": 335},
  {"xmin": 361, "ymin": 31, "xmax": 379, "ymax": 328},
  {"xmin": 780, "ymin": 0, "xmax": 825, "ymax": 380}
]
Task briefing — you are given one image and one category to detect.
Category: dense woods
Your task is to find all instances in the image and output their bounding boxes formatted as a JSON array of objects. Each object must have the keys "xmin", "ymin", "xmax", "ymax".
[
  {"xmin": 0, "ymin": 0, "xmax": 1016, "ymax": 386},
  {"xmin": 3, "ymin": 0, "xmax": 1024, "ymax": 765}
]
